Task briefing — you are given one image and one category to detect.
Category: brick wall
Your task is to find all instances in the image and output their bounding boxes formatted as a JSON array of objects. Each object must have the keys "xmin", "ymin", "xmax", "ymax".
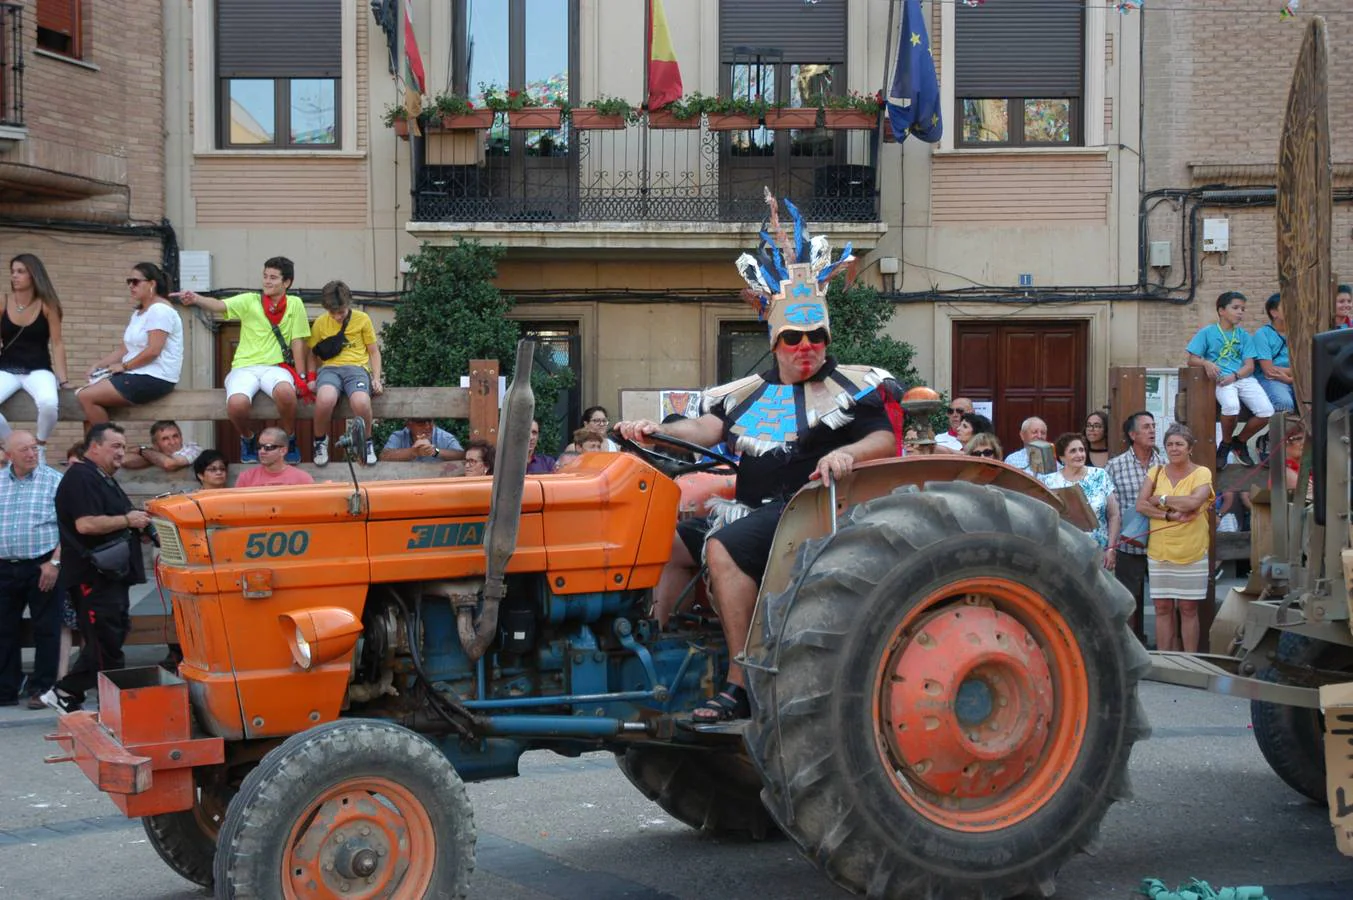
[
  {"xmin": 1140, "ymin": 1, "xmax": 1353, "ymax": 363},
  {"xmin": 0, "ymin": 0, "xmax": 167, "ymax": 451}
]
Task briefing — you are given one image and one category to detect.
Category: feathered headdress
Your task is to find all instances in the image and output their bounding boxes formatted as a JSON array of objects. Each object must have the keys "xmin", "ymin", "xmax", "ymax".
[{"xmin": 735, "ymin": 188, "xmax": 855, "ymax": 346}]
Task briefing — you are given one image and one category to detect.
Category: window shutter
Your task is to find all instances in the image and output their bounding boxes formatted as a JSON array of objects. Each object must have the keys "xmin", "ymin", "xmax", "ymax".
[
  {"xmin": 719, "ymin": 0, "xmax": 847, "ymax": 64},
  {"xmin": 36, "ymin": 0, "xmax": 78, "ymax": 37},
  {"xmin": 954, "ymin": 0, "xmax": 1084, "ymax": 98},
  {"xmin": 217, "ymin": 0, "xmax": 342, "ymax": 79}
]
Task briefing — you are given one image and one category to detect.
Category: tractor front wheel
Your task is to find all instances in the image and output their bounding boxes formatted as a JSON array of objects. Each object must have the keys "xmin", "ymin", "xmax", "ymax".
[
  {"xmin": 616, "ymin": 744, "xmax": 778, "ymax": 840},
  {"xmin": 745, "ymin": 482, "xmax": 1150, "ymax": 900},
  {"xmin": 142, "ymin": 773, "xmax": 234, "ymax": 888},
  {"xmin": 213, "ymin": 720, "xmax": 476, "ymax": 899},
  {"xmin": 1252, "ymin": 633, "xmax": 1331, "ymax": 804}
]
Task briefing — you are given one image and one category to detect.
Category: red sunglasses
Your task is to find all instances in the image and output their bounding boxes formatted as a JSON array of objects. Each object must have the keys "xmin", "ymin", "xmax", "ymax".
[{"xmin": 781, "ymin": 329, "xmax": 829, "ymax": 347}]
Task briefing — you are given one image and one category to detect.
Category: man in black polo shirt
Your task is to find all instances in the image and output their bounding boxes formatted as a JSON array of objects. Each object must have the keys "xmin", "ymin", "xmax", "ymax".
[
  {"xmin": 41, "ymin": 423, "xmax": 148, "ymax": 714},
  {"xmin": 615, "ymin": 199, "xmax": 897, "ymax": 723}
]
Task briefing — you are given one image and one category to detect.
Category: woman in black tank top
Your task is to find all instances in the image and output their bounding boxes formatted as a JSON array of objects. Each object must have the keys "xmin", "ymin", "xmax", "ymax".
[{"xmin": 0, "ymin": 254, "xmax": 69, "ymax": 451}]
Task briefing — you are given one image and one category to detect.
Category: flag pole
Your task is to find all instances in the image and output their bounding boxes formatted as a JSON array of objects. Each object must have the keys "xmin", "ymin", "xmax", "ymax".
[{"xmin": 641, "ymin": 0, "xmax": 651, "ymax": 214}]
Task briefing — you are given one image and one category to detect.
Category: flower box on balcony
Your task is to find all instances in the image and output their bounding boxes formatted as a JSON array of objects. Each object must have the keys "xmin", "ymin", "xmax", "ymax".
[
  {"xmin": 766, "ymin": 108, "xmax": 820, "ymax": 130},
  {"xmin": 647, "ymin": 110, "xmax": 701, "ymax": 129},
  {"xmin": 436, "ymin": 110, "xmax": 497, "ymax": 130},
  {"xmin": 706, "ymin": 113, "xmax": 762, "ymax": 132},
  {"xmin": 509, "ymin": 108, "xmax": 563, "ymax": 130},
  {"xmin": 569, "ymin": 109, "xmax": 628, "ymax": 130},
  {"xmin": 823, "ymin": 109, "xmax": 878, "ymax": 130}
]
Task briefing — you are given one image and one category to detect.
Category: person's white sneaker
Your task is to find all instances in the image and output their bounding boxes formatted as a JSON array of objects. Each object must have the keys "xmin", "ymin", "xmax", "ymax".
[
  {"xmin": 364, "ymin": 439, "xmax": 378, "ymax": 466},
  {"xmin": 313, "ymin": 436, "xmax": 330, "ymax": 467},
  {"xmin": 39, "ymin": 688, "xmax": 81, "ymax": 715}
]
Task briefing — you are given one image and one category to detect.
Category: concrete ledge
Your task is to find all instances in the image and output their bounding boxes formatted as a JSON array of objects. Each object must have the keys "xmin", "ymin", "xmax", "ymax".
[{"xmin": 1, "ymin": 387, "xmax": 471, "ymax": 423}]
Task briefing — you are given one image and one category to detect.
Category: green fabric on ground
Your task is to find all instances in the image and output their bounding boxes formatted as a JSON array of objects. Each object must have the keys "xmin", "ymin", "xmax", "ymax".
[{"xmin": 1140, "ymin": 878, "xmax": 1269, "ymax": 900}]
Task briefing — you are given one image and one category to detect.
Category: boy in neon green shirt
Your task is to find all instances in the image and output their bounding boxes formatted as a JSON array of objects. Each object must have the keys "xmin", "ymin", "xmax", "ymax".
[{"xmin": 174, "ymin": 256, "xmax": 310, "ymax": 462}]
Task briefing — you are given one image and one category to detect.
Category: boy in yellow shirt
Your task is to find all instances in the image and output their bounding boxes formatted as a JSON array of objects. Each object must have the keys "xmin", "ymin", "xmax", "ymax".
[{"xmin": 306, "ymin": 281, "xmax": 382, "ymax": 465}]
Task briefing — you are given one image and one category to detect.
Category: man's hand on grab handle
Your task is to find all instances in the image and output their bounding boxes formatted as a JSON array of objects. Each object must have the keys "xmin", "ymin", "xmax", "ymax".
[
  {"xmin": 614, "ymin": 420, "xmax": 661, "ymax": 444},
  {"xmin": 812, "ymin": 449, "xmax": 856, "ymax": 484}
]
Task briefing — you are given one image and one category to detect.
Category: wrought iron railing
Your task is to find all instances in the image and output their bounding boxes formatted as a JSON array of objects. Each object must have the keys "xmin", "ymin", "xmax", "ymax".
[
  {"xmin": 410, "ymin": 116, "xmax": 880, "ymax": 225},
  {"xmin": 0, "ymin": 3, "xmax": 22, "ymax": 128}
]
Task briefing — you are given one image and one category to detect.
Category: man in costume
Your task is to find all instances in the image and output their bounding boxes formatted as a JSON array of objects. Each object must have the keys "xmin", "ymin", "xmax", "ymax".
[{"xmin": 615, "ymin": 192, "xmax": 897, "ymax": 723}]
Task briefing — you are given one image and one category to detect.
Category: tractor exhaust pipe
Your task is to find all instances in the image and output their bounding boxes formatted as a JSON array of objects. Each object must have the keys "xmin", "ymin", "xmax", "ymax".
[{"xmin": 459, "ymin": 339, "xmax": 536, "ymax": 661}]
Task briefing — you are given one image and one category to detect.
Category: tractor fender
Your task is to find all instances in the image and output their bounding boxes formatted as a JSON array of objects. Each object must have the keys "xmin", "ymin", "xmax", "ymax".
[{"xmin": 747, "ymin": 456, "xmax": 1063, "ymax": 662}]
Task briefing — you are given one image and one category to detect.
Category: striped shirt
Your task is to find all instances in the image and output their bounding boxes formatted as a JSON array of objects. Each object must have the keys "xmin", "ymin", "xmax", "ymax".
[
  {"xmin": 1105, "ymin": 447, "xmax": 1164, "ymax": 555},
  {"xmin": 0, "ymin": 463, "xmax": 62, "ymax": 560}
]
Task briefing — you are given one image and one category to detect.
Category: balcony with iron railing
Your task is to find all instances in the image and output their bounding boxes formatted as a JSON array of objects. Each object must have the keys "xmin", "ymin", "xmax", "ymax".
[
  {"xmin": 404, "ymin": 113, "xmax": 888, "ymax": 251},
  {"xmin": 0, "ymin": 2, "xmax": 23, "ymax": 132}
]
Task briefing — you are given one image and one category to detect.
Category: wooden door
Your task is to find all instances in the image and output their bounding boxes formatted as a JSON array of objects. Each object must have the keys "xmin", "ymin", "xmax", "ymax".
[{"xmin": 952, "ymin": 321, "xmax": 1088, "ymax": 456}]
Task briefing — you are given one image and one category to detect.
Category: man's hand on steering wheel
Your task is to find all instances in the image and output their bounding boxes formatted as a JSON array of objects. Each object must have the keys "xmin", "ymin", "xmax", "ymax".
[{"xmin": 614, "ymin": 419, "xmax": 661, "ymax": 444}]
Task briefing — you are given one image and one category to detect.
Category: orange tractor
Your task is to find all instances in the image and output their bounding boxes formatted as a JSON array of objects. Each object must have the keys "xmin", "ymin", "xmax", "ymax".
[{"xmin": 44, "ymin": 336, "xmax": 1145, "ymax": 899}]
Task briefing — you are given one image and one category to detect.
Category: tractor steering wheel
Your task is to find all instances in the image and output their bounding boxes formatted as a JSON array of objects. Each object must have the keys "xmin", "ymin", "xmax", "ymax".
[{"xmin": 610, "ymin": 430, "xmax": 740, "ymax": 477}]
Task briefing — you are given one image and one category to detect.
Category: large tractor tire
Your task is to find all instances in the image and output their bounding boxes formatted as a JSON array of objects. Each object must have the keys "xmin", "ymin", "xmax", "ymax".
[
  {"xmin": 143, "ymin": 774, "xmax": 235, "ymax": 888},
  {"xmin": 744, "ymin": 482, "xmax": 1150, "ymax": 900},
  {"xmin": 213, "ymin": 720, "xmax": 476, "ymax": 899},
  {"xmin": 1251, "ymin": 633, "xmax": 1329, "ymax": 805},
  {"xmin": 616, "ymin": 745, "xmax": 778, "ymax": 840}
]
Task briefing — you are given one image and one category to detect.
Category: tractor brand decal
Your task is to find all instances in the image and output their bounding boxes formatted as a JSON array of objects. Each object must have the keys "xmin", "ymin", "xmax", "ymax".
[
  {"xmin": 407, "ymin": 521, "xmax": 487, "ymax": 550},
  {"xmin": 244, "ymin": 531, "xmax": 311, "ymax": 559}
]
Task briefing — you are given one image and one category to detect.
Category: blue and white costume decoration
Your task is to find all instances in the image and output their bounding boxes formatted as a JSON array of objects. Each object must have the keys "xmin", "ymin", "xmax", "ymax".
[{"xmin": 708, "ymin": 189, "xmax": 893, "ymax": 457}]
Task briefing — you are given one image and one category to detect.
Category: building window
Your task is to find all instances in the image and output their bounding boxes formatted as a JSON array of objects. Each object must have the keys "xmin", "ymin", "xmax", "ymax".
[
  {"xmin": 216, "ymin": 0, "xmax": 341, "ymax": 149},
  {"xmin": 519, "ymin": 321, "xmax": 581, "ymax": 445},
  {"xmin": 718, "ymin": 322, "xmax": 771, "ymax": 383},
  {"xmin": 453, "ymin": 0, "xmax": 575, "ymax": 156},
  {"xmin": 36, "ymin": 0, "xmax": 82, "ymax": 59},
  {"xmin": 954, "ymin": 0, "xmax": 1084, "ymax": 147}
]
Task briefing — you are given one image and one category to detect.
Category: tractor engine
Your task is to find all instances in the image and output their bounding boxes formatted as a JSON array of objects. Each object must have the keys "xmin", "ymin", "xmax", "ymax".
[{"xmin": 349, "ymin": 575, "xmax": 713, "ymax": 734}]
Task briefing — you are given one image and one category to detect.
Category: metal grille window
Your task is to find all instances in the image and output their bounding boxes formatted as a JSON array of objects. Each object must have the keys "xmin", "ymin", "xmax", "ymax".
[
  {"xmin": 954, "ymin": 0, "xmax": 1084, "ymax": 147},
  {"xmin": 35, "ymin": 0, "xmax": 81, "ymax": 59},
  {"xmin": 215, "ymin": 0, "xmax": 341, "ymax": 149}
]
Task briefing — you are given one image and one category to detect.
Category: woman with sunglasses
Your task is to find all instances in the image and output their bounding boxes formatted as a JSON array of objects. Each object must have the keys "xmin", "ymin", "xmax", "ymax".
[
  {"xmin": 965, "ymin": 433, "xmax": 1003, "ymax": 459},
  {"xmin": 77, "ymin": 263, "xmax": 182, "ymax": 424},
  {"xmin": 1083, "ymin": 409, "xmax": 1111, "ymax": 468},
  {"xmin": 192, "ymin": 449, "xmax": 229, "ymax": 490},
  {"xmin": 1042, "ymin": 432, "xmax": 1121, "ymax": 571}
]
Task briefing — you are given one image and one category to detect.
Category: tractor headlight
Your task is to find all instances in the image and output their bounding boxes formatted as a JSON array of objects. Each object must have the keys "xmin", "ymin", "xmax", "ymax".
[{"xmin": 279, "ymin": 609, "xmax": 362, "ymax": 671}]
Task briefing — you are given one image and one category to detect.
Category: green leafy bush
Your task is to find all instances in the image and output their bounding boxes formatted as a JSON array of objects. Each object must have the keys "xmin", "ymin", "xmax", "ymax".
[{"xmin": 379, "ymin": 240, "xmax": 573, "ymax": 453}]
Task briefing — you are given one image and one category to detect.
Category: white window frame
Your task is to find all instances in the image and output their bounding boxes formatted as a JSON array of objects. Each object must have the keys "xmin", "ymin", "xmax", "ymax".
[
  {"xmin": 938, "ymin": 0, "xmax": 1104, "ymax": 152},
  {"xmin": 191, "ymin": 0, "xmax": 359, "ymax": 156}
]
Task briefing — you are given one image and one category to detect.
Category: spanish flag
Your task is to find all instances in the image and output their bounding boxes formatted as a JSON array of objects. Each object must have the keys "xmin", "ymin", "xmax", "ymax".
[
  {"xmin": 403, "ymin": 0, "xmax": 427, "ymax": 136},
  {"xmin": 647, "ymin": 0, "xmax": 682, "ymax": 110}
]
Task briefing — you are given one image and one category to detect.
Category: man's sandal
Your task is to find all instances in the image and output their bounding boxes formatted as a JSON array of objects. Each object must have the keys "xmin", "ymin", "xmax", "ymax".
[{"xmin": 690, "ymin": 683, "xmax": 751, "ymax": 723}]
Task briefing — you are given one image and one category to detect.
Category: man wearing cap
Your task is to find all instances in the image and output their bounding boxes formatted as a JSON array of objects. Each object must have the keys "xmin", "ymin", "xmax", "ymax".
[{"xmin": 615, "ymin": 195, "xmax": 896, "ymax": 725}]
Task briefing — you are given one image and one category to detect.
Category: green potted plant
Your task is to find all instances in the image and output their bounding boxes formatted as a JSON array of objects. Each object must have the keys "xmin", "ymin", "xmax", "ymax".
[
  {"xmin": 431, "ymin": 92, "xmax": 496, "ymax": 130},
  {"xmin": 480, "ymin": 83, "xmax": 565, "ymax": 130},
  {"xmin": 570, "ymin": 96, "xmax": 639, "ymax": 130},
  {"xmin": 383, "ymin": 103, "xmax": 419, "ymax": 139},
  {"xmin": 704, "ymin": 94, "xmax": 769, "ymax": 131},
  {"xmin": 647, "ymin": 92, "xmax": 708, "ymax": 129},
  {"xmin": 822, "ymin": 90, "xmax": 882, "ymax": 129}
]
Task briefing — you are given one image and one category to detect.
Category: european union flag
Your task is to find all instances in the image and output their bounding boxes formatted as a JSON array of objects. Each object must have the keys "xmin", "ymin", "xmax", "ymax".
[{"xmin": 887, "ymin": 0, "xmax": 942, "ymax": 143}]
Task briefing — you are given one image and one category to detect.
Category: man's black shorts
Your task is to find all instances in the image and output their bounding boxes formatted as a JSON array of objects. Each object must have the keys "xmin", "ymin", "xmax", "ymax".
[{"xmin": 677, "ymin": 501, "xmax": 787, "ymax": 585}]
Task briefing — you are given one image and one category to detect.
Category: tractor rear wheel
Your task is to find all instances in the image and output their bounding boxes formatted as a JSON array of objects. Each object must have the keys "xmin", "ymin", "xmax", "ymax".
[
  {"xmin": 744, "ymin": 482, "xmax": 1150, "ymax": 900},
  {"xmin": 213, "ymin": 719, "xmax": 476, "ymax": 899},
  {"xmin": 1252, "ymin": 633, "xmax": 1329, "ymax": 804},
  {"xmin": 616, "ymin": 745, "xmax": 778, "ymax": 840}
]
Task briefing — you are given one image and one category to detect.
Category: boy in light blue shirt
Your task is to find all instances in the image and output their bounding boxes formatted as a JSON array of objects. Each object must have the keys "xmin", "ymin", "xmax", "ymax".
[
  {"xmin": 1252, "ymin": 293, "xmax": 1295, "ymax": 413},
  {"xmin": 1185, "ymin": 290, "xmax": 1273, "ymax": 467}
]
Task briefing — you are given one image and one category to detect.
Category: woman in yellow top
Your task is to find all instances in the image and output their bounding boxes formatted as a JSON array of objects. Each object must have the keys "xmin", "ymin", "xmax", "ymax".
[
  {"xmin": 306, "ymin": 280, "xmax": 383, "ymax": 466},
  {"xmin": 1135, "ymin": 423, "xmax": 1215, "ymax": 653}
]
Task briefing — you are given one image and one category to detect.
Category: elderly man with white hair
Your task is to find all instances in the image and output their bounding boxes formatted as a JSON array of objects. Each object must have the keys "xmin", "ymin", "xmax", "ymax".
[{"xmin": 1004, "ymin": 416, "xmax": 1050, "ymax": 472}]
